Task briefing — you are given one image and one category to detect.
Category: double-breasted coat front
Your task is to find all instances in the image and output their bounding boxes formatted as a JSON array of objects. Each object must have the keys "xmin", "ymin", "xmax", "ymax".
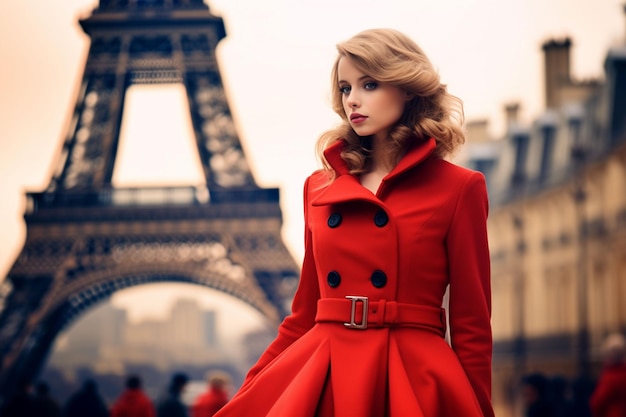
[{"xmin": 215, "ymin": 137, "xmax": 493, "ymax": 417}]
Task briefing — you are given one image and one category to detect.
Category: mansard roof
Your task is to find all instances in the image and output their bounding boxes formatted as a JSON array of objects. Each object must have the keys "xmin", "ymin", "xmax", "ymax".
[{"xmin": 466, "ymin": 41, "xmax": 626, "ymax": 206}]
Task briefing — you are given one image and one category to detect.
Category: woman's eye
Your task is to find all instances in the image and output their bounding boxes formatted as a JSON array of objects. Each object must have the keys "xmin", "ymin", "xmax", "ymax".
[
  {"xmin": 364, "ymin": 81, "xmax": 378, "ymax": 90},
  {"xmin": 339, "ymin": 85, "xmax": 351, "ymax": 94}
]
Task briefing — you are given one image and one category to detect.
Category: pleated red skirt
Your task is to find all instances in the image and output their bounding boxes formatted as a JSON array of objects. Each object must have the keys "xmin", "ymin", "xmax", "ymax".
[{"xmin": 216, "ymin": 321, "xmax": 484, "ymax": 417}]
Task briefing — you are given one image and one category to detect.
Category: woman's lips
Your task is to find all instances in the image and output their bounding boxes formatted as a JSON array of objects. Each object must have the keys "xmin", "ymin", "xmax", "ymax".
[{"xmin": 350, "ymin": 113, "xmax": 367, "ymax": 123}]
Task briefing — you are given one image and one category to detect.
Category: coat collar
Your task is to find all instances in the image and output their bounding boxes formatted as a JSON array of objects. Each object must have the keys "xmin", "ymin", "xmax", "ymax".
[{"xmin": 311, "ymin": 137, "xmax": 437, "ymax": 206}]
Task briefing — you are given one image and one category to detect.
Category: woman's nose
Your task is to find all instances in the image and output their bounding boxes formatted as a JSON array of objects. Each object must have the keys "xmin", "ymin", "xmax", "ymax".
[{"xmin": 346, "ymin": 92, "xmax": 359, "ymax": 108}]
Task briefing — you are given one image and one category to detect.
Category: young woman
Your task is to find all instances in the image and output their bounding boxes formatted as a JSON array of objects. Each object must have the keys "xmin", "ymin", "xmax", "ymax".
[{"xmin": 216, "ymin": 28, "xmax": 493, "ymax": 417}]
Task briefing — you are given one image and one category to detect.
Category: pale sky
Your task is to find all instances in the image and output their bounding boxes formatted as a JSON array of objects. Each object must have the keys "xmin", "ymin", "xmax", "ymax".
[{"xmin": 0, "ymin": 0, "xmax": 624, "ymax": 328}]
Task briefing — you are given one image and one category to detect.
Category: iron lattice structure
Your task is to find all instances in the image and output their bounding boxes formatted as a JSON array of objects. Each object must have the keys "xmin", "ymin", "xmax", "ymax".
[{"xmin": 0, "ymin": 0, "xmax": 299, "ymax": 398}]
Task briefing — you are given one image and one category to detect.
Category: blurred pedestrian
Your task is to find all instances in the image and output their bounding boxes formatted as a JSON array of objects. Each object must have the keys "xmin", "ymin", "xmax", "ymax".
[
  {"xmin": 62, "ymin": 379, "xmax": 108, "ymax": 417},
  {"xmin": 156, "ymin": 372, "xmax": 189, "ymax": 417},
  {"xmin": 571, "ymin": 373, "xmax": 594, "ymax": 417},
  {"xmin": 0, "ymin": 378, "xmax": 36, "ymax": 417},
  {"xmin": 521, "ymin": 373, "xmax": 553, "ymax": 417},
  {"xmin": 111, "ymin": 374, "xmax": 155, "ymax": 417},
  {"xmin": 548, "ymin": 375, "xmax": 574, "ymax": 417},
  {"xmin": 191, "ymin": 371, "xmax": 231, "ymax": 417},
  {"xmin": 590, "ymin": 333, "xmax": 626, "ymax": 417},
  {"xmin": 33, "ymin": 381, "xmax": 62, "ymax": 417}
]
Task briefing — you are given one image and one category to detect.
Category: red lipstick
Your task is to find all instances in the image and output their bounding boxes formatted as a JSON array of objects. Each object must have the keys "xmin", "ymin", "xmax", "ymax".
[{"xmin": 350, "ymin": 113, "xmax": 367, "ymax": 123}]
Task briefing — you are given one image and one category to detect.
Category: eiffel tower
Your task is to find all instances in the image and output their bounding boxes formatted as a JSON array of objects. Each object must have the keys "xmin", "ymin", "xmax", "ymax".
[{"xmin": 0, "ymin": 0, "xmax": 300, "ymax": 399}]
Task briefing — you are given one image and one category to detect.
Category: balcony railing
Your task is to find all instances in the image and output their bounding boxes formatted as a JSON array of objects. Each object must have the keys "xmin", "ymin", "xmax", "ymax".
[{"xmin": 25, "ymin": 186, "xmax": 280, "ymax": 214}]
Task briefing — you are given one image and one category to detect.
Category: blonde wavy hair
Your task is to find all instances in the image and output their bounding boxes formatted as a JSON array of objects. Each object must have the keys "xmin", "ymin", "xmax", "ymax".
[{"xmin": 316, "ymin": 28, "xmax": 465, "ymax": 175}]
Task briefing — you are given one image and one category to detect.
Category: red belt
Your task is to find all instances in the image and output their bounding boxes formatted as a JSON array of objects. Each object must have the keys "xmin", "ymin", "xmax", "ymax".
[{"xmin": 316, "ymin": 296, "xmax": 446, "ymax": 335}]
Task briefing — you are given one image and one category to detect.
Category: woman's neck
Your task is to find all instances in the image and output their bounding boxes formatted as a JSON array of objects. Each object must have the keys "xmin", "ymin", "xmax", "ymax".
[
  {"xmin": 360, "ymin": 137, "xmax": 396, "ymax": 194},
  {"xmin": 369, "ymin": 136, "xmax": 396, "ymax": 174}
]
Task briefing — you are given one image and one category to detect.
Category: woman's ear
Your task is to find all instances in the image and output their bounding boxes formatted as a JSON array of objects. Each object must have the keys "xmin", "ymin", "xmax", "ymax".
[{"xmin": 404, "ymin": 90, "xmax": 415, "ymax": 101}]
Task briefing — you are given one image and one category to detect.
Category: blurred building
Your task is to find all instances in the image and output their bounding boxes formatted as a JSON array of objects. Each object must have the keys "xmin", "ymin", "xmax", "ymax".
[
  {"xmin": 465, "ymin": 6, "xmax": 626, "ymax": 417},
  {"xmin": 50, "ymin": 298, "xmax": 224, "ymax": 373}
]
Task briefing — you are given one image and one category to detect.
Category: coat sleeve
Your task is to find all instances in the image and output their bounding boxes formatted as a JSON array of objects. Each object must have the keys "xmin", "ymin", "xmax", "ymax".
[
  {"xmin": 238, "ymin": 175, "xmax": 321, "ymax": 388},
  {"xmin": 446, "ymin": 171, "xmax": 494, "ymax": 417}
]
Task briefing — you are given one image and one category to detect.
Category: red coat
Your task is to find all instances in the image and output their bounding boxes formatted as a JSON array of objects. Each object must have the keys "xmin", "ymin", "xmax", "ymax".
[
  {"xmin": 110, "ymin": 389, "xmax": 155, "ymax": 417},
  {"xmin": 590, "ymin": 364, "xmax": 626, "ymax": 417},
  {"xmin": 216, "ymin": 138, "xmax": 493, "ymax": 417},
  {"xmin": 192, "ymin": 387, "xmax": 229, "ymax": 417}
]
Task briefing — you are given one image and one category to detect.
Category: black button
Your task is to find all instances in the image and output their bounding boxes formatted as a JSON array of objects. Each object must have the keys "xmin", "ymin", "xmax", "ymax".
[
  {"xmin": 327, "ymin": 271, "xmax": 341, "ymax": 287},
  {"xmin": 374, "ymin": 210, "xmax": 388, "ymax": 227},
  {"xmin": 327, "ymin": 213, "xmax": 342, "ymax": 228},
  {"xmin": 370, "ymin": 270, "xmax": 387, "ymax": 288}
]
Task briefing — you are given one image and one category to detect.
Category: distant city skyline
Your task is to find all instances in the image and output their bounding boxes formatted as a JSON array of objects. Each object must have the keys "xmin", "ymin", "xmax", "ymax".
[
  {"xmin": 41, "ymin": 295, "xmax": 270, "ymax": 404},
  {"xmin": 50, "ymin": 295, "xmax": 269, "ymax": 373}
]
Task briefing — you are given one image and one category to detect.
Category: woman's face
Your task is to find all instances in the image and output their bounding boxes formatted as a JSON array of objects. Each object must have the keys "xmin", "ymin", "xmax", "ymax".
[{"xmin": 337, "ymin": 56, "xmax": 407, "ymax": 142}]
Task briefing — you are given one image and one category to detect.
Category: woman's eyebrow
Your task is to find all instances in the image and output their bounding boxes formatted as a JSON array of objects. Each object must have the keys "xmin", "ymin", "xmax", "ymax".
[{"xmin": 338, "ymin": 75, "xmax": 371, "ymax": 84}]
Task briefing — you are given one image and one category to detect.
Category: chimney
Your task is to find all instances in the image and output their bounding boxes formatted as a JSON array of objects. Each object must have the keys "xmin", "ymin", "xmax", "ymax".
[
  {"xmin": 542, "ymin": 37, "xmax": 572, "ymax": 109},
  {"xmin": 504, "ymin": 102, "xmax": 520, "ymax": 131}
]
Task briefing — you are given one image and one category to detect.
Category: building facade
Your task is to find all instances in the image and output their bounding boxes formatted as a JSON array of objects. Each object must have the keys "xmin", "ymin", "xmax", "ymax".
[{"xmin": 465, "ymin": 7, "xmax": 626, "ymax": 416}]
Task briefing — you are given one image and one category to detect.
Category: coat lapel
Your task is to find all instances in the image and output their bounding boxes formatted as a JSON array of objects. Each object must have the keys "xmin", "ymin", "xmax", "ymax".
[
  {"xmin": 311, "ymin": 137, "xmax": 437, "ymax": 207},
  {"xmin": 311, "ymin": 174, "xmax": 378, "ymax": 206},
  {"xmin": 387, "ymin": 137, "xmax": 437, "ymax": 179}
]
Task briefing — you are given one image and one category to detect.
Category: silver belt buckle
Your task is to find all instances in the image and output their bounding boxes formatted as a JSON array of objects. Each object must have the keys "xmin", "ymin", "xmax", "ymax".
[{"xmin": 344, "ymin": 296, "xmax": 368, "ymax": 329}]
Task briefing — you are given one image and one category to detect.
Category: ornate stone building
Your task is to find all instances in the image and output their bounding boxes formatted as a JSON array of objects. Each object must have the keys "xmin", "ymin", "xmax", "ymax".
[{"xmin": 465, "ymin": 6, "xmax": 626, "ymax": 416}]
